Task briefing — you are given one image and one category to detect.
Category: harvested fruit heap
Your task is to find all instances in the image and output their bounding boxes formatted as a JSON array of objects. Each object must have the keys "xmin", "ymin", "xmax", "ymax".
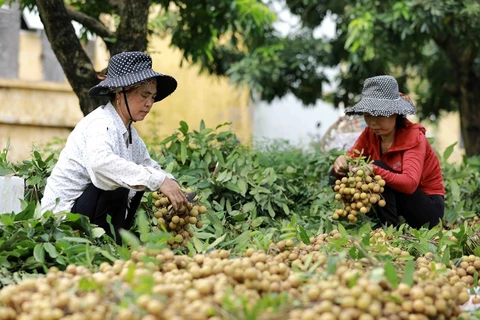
[
  {"xmin": 333, "ymin": 169, "xmax": 386, "ymax": 223},
  {"xmin": 0, "ymin": 229, "xmax": 474, "ymax": 320},
  {"xmin": 152, "ymin": 189, "xmax": 207, "ymax": 249}
]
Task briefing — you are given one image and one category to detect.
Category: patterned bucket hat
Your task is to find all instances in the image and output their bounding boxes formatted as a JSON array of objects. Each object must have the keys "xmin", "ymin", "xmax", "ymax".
[
  {"xmin": 344, "ymin": 75, "xmax": 416, "ymax": 117},
  {"xmin": 88, "ymin": 51, "xmax": 177, "ymax": 102}
]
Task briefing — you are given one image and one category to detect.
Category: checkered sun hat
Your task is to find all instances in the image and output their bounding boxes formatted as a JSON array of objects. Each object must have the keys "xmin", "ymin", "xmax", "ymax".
[
  {"xmin": 88, "ymin": 51, "xmax": 177, "ymax": 102},
  {"xmin": 344, "ymin": 75, "xmax": 416, "ymax": 117}
]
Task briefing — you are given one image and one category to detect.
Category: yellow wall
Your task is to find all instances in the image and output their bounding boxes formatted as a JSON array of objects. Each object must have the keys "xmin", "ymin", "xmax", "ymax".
[
  {"xmin": 420, "ymin": 112, "xmax": 465, "ymax": 163},
  {"xmin": 18, "ymin": 31, "xmax": 43, "ymax": 81},
  {"xmin": 1, "ymin": 33, "xmax": 252, "ymax": 163},
  {"xmin": 0, "ymin": 79, "xmax": 83, "ymax": 161}
]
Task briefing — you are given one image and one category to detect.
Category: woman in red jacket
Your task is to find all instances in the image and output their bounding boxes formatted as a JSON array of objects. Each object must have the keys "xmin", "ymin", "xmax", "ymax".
[{"xmin": 331, "ymin": 75, "xmax": 445, "ymax": 229}]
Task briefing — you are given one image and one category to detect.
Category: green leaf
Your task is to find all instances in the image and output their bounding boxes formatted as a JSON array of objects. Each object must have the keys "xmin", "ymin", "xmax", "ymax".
[
  {"xmin": 450, "ymin": 181, "xmax": 460, "ymax": 202},
  {"xmin": 441, "ymin": 246, "xmax": 451, "ymax": 267},
  {"xmin": 205, "ymin": 211, "xmax": 224, "ymax": 234},
  {"xmin": 206, "ymin": 234, "xmax": 226, "ymax": 251},
  {"xmin": 251, "ymin": 217, "xmax": 263, "ymax": 227},
  {"xmin": 401, "ymin": 260, "xmax": 415, "ymax": 287},
  {"xmin": 119, "ymin": 230, "xmax": 141, "ymax": 248},
  {"xmin": 60, "ymin": 237, "xmax": 92, "ymax": 243},
  {"xmin": 216, "ymin": 171, "xmax": 229, "ymax": 182},
  {"xmin": 337, "ymin": 223, "xmax": 348, "ymax": 239},
  {"xmin": 196, "ymin": 181, "xmax": 212, "ymax": 188},
  {"xmin": 0, "ymin": 214, "xmax": 14, "ymax": 226},
  {"xmin": 212, "ymin": 149, "xmax": 225, "ymax": 165},
  {"xmin": 92, "ymin": 228, "xmax": 106, "ymax": 238},
  {"xmin": 474, "ymin": 247, "xmax": 480, "ymax": 257},
  {"xmin": 33, "ymin": 244, "xmax": 45, "ymax": 263},
  {"xmin": 242, "ymin": 201, "xmax": 256, "ymax": 213},
  {"xmin": 0, "ymin": 168, "xmax": 15, "ymax": 176},
  {"xmin": 267, "ymin": 201, "xmax": 275, "ymax": 218},
  {"xmin": 180, "ymin": 142, "xmax": 187, "ymax": 164},
  {"xmin": 78, "ymin": 277, "xmax": 99, "ymax": 292},
  {"xmin": 369, "ymin": 267, "xmax": 384, "ymax": 283},
  {"xmin": 282, "ymin": 203, "xmax": 290, "ymax": 215},
  {"xmin": 237, "ymin": 178, "xmax": 247, "ymax": 196},
  {"xmin": 15, "ymin": 202, "xmax": 36, "ymax": 221},
  {"xmin": 297, "ymin": 225, "xmax": 310, "ymax": 244},
  {"xmin": 384, "ymin": 261, "xmax": 399, "ymax": 288},
  {"xmin": 225, "ymin": 182, "xmax": 241, "ymax": 194},
  {"xmin": 442, "ymin": 142, "xmax": 457, "ymax": 161},
  {"xmin": 199, "ymin": 120, "xmax": 206, "ymax": 131},
  {"xmin": 179, "ymin": 121, "xmax": 189, "ymax": 135},
  {"xmin": 136, "ymin": 211, "xmax": 150, "ymax": 242},
  {"xmin": 44, "ymin": 243, "xmax": 58, "ymax": 258}
]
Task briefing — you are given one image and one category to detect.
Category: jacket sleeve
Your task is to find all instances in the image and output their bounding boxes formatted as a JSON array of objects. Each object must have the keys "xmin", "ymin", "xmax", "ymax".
[
  {"xmin": 331, "ymin": 129, "xmax": 370, "ymax": 177},
  {"xmin": 84, "ymin": 119, "xmax": 167, "ymax": 191},
  {"xmin": 135, "ymin": 137, "xmax": 176, "ymax": 181},
  {"xmin": 373, "ymin": 136, "xmax": 426, "ymax": 194}
]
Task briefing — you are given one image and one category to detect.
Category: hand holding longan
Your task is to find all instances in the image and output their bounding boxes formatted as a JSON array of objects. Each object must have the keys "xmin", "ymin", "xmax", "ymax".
[
  {"xmin": 332, "ymin": 170, "xmax": 386, "ymax": 223},
  {"xmin": 159, "ymin": 177, "xmax": 189, "ymax": 212},
  {"xmin": 333, "ymin": 155, "xmax": 349, "ymax": 175},
  {"xmin": 152, "ymin": 188, "xmax": 208, "ymax": 249}
]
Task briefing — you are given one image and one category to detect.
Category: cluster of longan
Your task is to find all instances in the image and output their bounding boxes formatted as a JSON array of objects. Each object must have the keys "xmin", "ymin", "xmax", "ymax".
[
  {"xmin": 152, "ymin": 190, "xmax": 207, "ymax": 249},
  {"xmin": 333, "ymin": 170, "xmax": 386, "ymax": 223},
  {"xmin": 0, "ymin": 239, "xmax": 474, "ymax": 320}
]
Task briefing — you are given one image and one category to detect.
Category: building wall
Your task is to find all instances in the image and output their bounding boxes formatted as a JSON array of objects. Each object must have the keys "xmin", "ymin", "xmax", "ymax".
[
  {"xmin": 0, "ymin": 78, "xmax": 83, "ymax": 161},
  {"xmin": 421, "ymin": 112, "xmax": 464, "ymax": 163},
  {"xmin": 18, "ymin": 31, "xmax": 43, "ymax": 81}
]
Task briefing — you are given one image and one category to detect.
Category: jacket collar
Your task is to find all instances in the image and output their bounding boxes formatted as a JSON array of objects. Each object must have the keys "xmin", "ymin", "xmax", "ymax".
[
  {"xmin": 380, "ymin": 120, "xmax": 426, "ymax": 153},
  {"xmin": 104, "ymin": 102, "xmax": 128, "ymax": 138}
]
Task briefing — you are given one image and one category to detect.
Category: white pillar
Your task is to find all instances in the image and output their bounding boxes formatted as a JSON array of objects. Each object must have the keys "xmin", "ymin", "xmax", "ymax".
[{"xmin": 0, "ymin": 176, "xmax": 25, "ymax": 214}]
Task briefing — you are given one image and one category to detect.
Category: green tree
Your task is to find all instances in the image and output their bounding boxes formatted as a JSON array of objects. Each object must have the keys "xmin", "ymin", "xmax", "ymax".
[
  {"xmin": 8, "ymin": 0, "xmax": 277, "ymax": 116},
  {"xmin": 282, "ymin": 0, "xmax": 480, "ymax": 156},
  {"xmin": 5, "ymin": 0, "xmax": 480, "ymax": 156},
  {"xmin": 230, "ymin": 0, "xmax": 480, "ymax": 156}
]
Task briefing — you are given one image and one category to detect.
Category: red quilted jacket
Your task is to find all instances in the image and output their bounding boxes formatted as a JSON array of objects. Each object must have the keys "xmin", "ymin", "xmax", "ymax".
[{"xmin": 346, "ymin": 120, "xmax": 445, "ymax": 196}]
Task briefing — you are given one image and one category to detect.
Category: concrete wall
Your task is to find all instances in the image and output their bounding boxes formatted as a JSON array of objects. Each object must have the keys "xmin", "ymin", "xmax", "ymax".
[{"xmin": 0, "ymin": 79, "xmax": 83, "ymax": 160}]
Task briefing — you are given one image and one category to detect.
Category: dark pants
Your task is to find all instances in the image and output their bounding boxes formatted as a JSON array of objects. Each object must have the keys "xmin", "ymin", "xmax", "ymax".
[
  {"xmin": 71, "ymin": 184, "xmax": 144, "ymax": 245},
  {"xmin": 328, "ymin": 161, "xmax": 444, "ymax": 229}
]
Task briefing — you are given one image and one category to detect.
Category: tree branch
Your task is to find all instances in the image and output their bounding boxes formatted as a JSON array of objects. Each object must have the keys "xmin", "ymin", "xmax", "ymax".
[
  {"xmin": 111, "ymin": 0, "xmax": 149, "ymax": 54},
  {"xmin": 35, "ymin": 0, "xmax": 104, "ymax": 115},
  {"xmin": 65, "ymin": 6, "xmax": 115, "ymax": 41}
]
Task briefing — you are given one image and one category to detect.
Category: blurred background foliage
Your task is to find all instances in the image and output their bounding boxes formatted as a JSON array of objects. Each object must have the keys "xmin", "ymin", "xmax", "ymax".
[{"xmin": 5, "ymin": 0, "xmax": 480, "ymax": 155}]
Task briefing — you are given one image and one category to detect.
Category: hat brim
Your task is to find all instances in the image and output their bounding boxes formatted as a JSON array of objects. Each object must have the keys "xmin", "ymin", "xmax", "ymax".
[
  {"xmin": 88, "ymin": 69, "xmax": 177, "ymax": 102},
  {"xmin": 344, "ymin": 97, "xmax": 416, "ymax": 117}
]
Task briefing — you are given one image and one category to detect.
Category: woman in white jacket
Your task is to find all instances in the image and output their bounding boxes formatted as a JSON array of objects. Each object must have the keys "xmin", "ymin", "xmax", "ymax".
[{"xmin": 41, "ymin": 51, "xmax": 188, "ymax": 244}]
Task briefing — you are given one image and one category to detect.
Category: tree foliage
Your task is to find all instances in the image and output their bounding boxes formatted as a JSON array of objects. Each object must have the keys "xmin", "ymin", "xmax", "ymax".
[
  {"xmin": 225, "ymin": 0, "xmax": 480, "ymax": 155},
  {"xmin": 279, "ymin": 0, "xmax": 480, "ymax": 156},
  {"xmin": 10, "ymin": 0, "xmax": 280, "ymax": 115},
  {"xmin": 6, "ymin": 0, "xmax": 480, "ymax": 155}
]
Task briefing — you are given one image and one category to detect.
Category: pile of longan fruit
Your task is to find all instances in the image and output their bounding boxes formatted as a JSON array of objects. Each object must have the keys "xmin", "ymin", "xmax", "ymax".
[
  {"xmin": 332, "ymin": 169, "xmax": 386, "ymax": 223},
  {"xmin": 0, "ymin": 239, "xmax": 474, "ymax": 320},
  {"xmin": 152, "ymin": 189, "xmax": 207, "ymax": 248}
]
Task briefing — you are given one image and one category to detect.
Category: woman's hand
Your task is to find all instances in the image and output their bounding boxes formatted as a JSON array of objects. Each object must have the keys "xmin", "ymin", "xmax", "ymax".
[
  {"xmin": 159, "ymin": 178, "xmax": 189, "ymax": 211},
  {"xmin": 333, "ymin": 155, "xmax": 349, "ymax": 176}
]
